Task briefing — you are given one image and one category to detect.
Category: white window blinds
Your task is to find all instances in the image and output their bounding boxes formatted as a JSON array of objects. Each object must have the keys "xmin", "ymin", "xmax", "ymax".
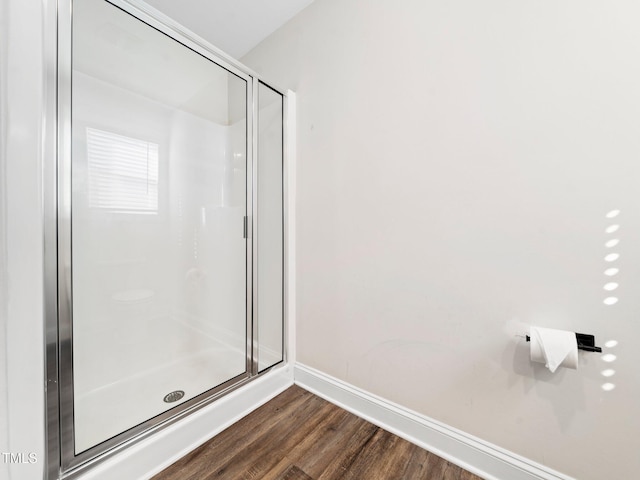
[{"xmin": 86, "ymin": 127, "xmax": 159, "ymax": 214}]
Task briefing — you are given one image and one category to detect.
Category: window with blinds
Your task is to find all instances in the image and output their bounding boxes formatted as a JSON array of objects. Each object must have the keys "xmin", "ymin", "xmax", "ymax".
[{"xmin": 86, "ymin": 127, "xmax": 159, "ymax": 214}]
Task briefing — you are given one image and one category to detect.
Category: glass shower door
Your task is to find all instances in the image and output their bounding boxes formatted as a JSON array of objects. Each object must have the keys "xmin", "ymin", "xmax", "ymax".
[
  {"xmin": 257, "ymin": 83, "xmax": 284, "ymax": 371},
  {"xmin": 69, "ymin": 0, "xmax": 249, "ymax": 455}
]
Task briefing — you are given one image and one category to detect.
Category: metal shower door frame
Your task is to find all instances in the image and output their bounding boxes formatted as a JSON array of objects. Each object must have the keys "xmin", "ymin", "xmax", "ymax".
[{"xmin": 44, "ymin": 0, "xmax": 289, "ymax": 478}]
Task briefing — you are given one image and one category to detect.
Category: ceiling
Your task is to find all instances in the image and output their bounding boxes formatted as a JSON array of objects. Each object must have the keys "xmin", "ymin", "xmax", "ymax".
[{"xmin": 143, "ymin": 0, "xmax": 315, "ymax": 59}]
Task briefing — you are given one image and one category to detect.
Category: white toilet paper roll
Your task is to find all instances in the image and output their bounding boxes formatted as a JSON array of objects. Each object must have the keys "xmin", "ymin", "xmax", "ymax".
[{"xmin": 530, "ymin": 327, "xmax": 578, "ymax": 372}]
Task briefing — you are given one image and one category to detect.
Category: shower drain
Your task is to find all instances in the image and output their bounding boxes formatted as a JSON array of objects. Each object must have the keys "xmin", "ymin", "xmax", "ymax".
[{"xmin": 163, "ymin": 390, "xmax": 185, "ymax": 403}]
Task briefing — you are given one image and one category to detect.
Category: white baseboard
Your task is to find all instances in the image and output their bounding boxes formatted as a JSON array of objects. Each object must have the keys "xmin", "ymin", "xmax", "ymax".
[
  {"xmin": 75, "ymin": 364, "xmax": 294, "ymax": 480},
  {"xmin": 294, "ymin": 363, "xmax": 573, "ymax": 480}
]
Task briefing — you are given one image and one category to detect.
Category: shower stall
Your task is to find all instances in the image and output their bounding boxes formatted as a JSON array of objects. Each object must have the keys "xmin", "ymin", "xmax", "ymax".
[{"xmin": 46, "ymin": 0, "xmax": 287, "ymax": 476}]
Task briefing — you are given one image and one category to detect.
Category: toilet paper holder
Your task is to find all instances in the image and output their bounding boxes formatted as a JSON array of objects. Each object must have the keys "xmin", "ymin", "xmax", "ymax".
[{"xmin": 525, "ymin": 332, "xmax": 602, "ymax": 353}]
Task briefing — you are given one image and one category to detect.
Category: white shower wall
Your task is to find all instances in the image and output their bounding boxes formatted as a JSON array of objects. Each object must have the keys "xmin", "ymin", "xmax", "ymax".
[
  {"xmin": 72, "ymin": 72, "xmax": 246, "ymax": 372},
  {"xmin": 167, "ymin": 110, "xmax": 247, "ymax": 349},
  {"xmin": 71, "ymin": 69, "xmax": 247, "ymax": 451}
]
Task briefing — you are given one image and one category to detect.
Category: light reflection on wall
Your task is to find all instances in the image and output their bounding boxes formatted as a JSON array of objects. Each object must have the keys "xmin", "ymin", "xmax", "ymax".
[
  {"xmin": 600, "ymin": 210, "xmax": 620, "ymax": 393},
  {"xmin": 604, "ymin": 253, "xmax": 620, "ymax": 262},
  {"xmin": 603, "ymin": 210, "xmax": 621, "ymax": 306},
  {"xmin": 601, "ymin": 342, "xmax": 618, "ymax": 392}
]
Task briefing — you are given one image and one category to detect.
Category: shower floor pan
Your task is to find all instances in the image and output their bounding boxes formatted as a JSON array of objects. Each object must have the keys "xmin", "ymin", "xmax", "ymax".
[{"xmin": 73, "ymin": 316, "xmax": 246, "ymax": 454}]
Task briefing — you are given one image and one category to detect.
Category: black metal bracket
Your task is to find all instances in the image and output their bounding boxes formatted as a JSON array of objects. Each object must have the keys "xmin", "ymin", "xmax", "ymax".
[{"xmin": 525, "ymin": 332, "xmax": 602, "ymax": 353}]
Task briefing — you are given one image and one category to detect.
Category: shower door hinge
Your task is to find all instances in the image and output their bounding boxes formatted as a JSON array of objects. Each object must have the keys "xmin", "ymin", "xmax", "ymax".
[{"xmin": 243, "ymin": 216, "xmax": 249, "ymax": 238}]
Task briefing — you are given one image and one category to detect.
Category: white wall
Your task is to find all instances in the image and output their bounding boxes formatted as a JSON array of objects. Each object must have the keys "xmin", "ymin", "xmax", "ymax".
[
  {"xmin": 0, "ymin": 0, "xmax": 47, "ymax": 478},
  {"xmin": 242, "ymin": 1, "xmax": 640, "ymax": 478},
  {"xmin": 0, "ymin": 0, "xmax": 9, "ymax": 476}
]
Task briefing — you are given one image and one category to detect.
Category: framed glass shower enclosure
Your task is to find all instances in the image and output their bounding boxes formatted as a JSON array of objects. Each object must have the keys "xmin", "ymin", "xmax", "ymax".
[{"xmin": 46, "ymin": 0, "xmax": 287, "ymax": 477}]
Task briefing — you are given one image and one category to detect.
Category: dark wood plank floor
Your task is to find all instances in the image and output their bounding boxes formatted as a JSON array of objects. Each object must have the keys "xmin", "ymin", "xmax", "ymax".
[{"xmin": 152, "ymin": 385, "xmax": 484, "ymax": 480}]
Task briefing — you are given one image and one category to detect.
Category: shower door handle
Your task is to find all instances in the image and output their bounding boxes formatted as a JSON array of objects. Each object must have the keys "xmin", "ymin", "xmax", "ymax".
[{"xmin": 243, "ymin": 216, "xmax": 249, "ymax": 239}]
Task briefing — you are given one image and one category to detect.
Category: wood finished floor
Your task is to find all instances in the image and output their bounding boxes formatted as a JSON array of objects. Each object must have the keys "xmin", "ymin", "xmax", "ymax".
[{"xmin": 152, "ymin": 385, "xmax": 483, "ymax": 480}]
